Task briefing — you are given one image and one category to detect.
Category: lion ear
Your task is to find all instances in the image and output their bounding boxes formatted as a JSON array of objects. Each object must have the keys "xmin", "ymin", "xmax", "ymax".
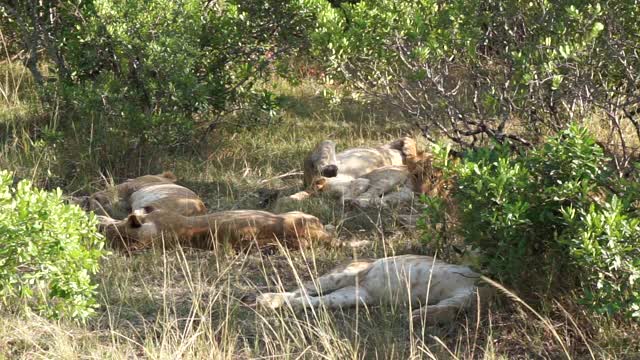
[
  {"xmin": 127, "ymin": 213, "xmax": 143, "ymax": 228},
  {"xmin": 161, "ymin": 171, "xmax": 177, "ymax": 182}
]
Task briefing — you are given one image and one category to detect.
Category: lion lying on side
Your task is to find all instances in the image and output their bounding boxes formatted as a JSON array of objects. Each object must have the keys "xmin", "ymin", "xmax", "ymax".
[
  {"xmin": 302, "ymin": 138, "xmax": 409, "ymax": 187},
  {"xmin": 288, "ymin": 137, "xmax": 443, "ymax": 208},
  {"xmin": 254, "ymin": 255, "xmax": 494, "ymax": 324},
  {"xmin": 78, "ymin": 172, "xmax": 207, "ymax": 219},
  {"xmin": 98, "ymin": 207, "xmax": 334, "ymax": 251}
]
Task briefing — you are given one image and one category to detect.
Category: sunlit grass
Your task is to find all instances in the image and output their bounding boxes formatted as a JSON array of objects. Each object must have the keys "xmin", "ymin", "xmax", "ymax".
[{"xmin": 3, "ymin": 242, "xmax": 634, "ymax": 359}]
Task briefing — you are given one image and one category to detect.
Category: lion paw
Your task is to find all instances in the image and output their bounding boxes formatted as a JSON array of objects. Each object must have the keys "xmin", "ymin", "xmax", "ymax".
[
  {"xmin": 256, "ymin": 293, "xmax": 294, "ymax": 310},
  {"xmin": 411, "ymin": 306, "xmax": 457, "ymax": 325}
]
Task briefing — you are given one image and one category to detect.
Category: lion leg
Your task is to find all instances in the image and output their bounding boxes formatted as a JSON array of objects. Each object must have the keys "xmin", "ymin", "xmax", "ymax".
[
  {"xmin": 273, "ymin": 258, "xmax": 373, "ymax": 302},
  {"xmin": 411, "ymin": 287, "xmax": 477, "ymax": 325},
  {"xmin": 257, "ymin": 259, "xmax": 374, "ymax": 310},
  {"xmin": 342, "ymin": 178, "xmax": 370, "ymax": 202},
  {"xmin": 256, "ymin": 292, "xmax": 299, "ymax": 310},
  {"xmin": 290, "ymin": 259, "xmax": 372, "ymax": 297},
  {"xmin": 291, "ymin": 286, "xmax": 374, "ymax": 309},
  {"xmin": 379, "ymin": 187, "xmax": 415, "ymax": 207},
  {"xmin": 351, "ymin": 176, "xmax": 406, "ymax": 207},
  {"xmin": 258, "ymin": 286, "xmax": 371, "ymax": 310}
]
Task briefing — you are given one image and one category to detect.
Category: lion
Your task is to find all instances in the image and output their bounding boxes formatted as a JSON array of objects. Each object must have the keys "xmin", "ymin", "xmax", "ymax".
[
  {"xmin": 290, "ymin": 137, "xmax": 441, "ymax": 208},
  {"xmin": 253, "ymin": 254, "xmax": 494, "ymax": 325},
  {"xmin": 77, "ymin": 172, "xmax": 207, "ymax": 219},
  {"xmin": 98, "ymin": 206, "xmax": 334, "ymax": 251},
  {"xmin": 302, "ymin": 137, "xmax": 410, "ymax": 188},
  {"xmin": 311, "ymin": 164, "xmax": 414, "ymax": 207}
]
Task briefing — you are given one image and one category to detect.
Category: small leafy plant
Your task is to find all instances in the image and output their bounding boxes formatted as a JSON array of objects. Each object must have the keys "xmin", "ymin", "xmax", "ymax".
[{"xmin": 0, "ymin": 170, "xmax": 106, "ymax": 320}]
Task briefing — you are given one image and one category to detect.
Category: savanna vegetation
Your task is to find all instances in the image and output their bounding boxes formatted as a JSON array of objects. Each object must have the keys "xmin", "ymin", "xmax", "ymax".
[{"xmin": 1, "ymin": 0, "xmax": 639, "ymax": 358}]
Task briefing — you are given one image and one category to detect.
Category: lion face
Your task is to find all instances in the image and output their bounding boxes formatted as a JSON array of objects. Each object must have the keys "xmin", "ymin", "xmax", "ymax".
[{"xmin": 97, "ymin": 210, "xmax": 161, "ymax": 250}]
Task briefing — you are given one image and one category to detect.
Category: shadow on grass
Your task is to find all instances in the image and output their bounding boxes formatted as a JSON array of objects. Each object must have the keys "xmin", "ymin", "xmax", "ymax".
[{"xmin": 278, "ymin": 93, "xmax": 410, "ymax": 126}]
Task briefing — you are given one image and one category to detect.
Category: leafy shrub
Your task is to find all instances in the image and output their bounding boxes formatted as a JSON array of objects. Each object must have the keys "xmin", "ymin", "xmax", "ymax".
[
  {"xmin": 561, "ymin": 196, "xmax": 640, "ymax": 318},
  {"xmin": 308, "ymin": 0, "xmax": 640, "ymax": 172},
  {"xmin": 448, "ymin": 145, "xmax": 539, "ymax": 281},
  {"xmin": 1, "ymin": 0, "xmax": 315, "ymax": 149},
  {"xmin": 420, "ymin": 124, "xmax": 640, "ymax": 318},
  {"xmin": 0, "ymin": 170, "xmax": 106, "ymax": 320}
]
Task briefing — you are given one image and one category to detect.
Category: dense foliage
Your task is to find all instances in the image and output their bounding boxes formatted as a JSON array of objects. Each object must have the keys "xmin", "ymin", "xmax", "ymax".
[
  {"xmin": 3, "ymin": 1, "xmax": 638, "ymax": 164},
  {"xmin": 0, "ymin": 170, "xmax": 106, "ymax": 320},
  {"xmin": 1, "ymin": 0, "xmax": 316, "ymax": 148},
  {"xmin": 310, "ymin": 0, "xmax": 640, "ymax": 172},
  {"xmin": 421, "ymin": 125, "xmax": 640, "ymax": 319}
]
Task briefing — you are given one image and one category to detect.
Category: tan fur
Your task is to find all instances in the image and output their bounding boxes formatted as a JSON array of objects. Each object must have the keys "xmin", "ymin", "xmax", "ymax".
[
  {"xmin": 99, "ymin": 208, "xmax": 333, "ymax": 251},
  {"xmin": 111, "ymin": 171, "xmax": 178, "ymax": 200},
  {"xmin": 84, "ymin": 172, "xmax": 206, "ymax": 218},
  {"xmin": 295, "ymin": 137, "xmax": 443, "ymax": 208},
  {"xmin": 295, "ymin": 138, "xmax": 413, "ymax": 206},
  {"xmin": 405, "ymin": 149, "xmax": 452, "ymax": 197},
  {"xmin": 256, "ymin": 255, "xmax": 494, "ymax": 325},
  {"xmin": 302, "ymin": 137, "xmax": 412, "ymax": 187},
  {"xmin": 311, "ymin": 138, "xmax": 451, "ymax": 207}
]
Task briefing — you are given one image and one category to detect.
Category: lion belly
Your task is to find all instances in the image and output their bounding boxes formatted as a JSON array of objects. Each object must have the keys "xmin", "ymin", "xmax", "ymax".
[
  {"xmin": 359, "ymin": 255, "xmax": 480, "ymax": 305},
  {"xmin": 336, "ymin": 148, "xmax": 403, "ymax": 178},
  {"xmin": 130, "ymin": 184, "xmax": 205, "ymax": 216}
]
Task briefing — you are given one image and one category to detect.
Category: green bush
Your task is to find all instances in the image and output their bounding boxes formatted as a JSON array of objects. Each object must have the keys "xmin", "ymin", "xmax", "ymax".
[
  {"xmin": 0, "ymin": 170, "xmax": 106, "ymax": 320},
  {"xmin": 307, "ymin": 0, "xmax": 640, "ymax": 171},
  {"xmin": 1, "ymin": 0, "xmax": 316, "ymax": 149},
  {"xmin": 561, "ymin": 196, "xmax": 640, "ymax": 319},
  {"xmin": 63, "ymin": 0, "xmax": 305, "ymax": 147},
  {"xmin": 420, "ymin": 124, "xmax": 640, "ymax": 319}
]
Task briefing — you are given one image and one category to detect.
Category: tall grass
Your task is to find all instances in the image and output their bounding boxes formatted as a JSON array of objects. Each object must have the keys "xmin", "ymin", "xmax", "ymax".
[{"xmin": 2, "ymin": 241, "xmax": 626, "ymax": 359}]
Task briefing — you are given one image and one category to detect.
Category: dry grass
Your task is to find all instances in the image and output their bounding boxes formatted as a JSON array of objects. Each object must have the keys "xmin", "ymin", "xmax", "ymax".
[
  {"xmin": 1, "ymin": 62, "xmax": 639, "ymax": 359},
  {"xmin": 1, "ymin": 244, "xmax": 636, "ymax": 359}
]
